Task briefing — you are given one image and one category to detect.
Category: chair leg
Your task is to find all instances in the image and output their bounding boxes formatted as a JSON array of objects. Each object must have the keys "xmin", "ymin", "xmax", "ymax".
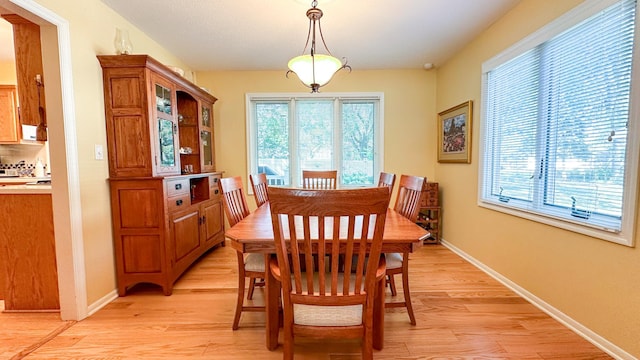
[
  {"xmin": 401, "ymin": 257, "xmax": 416, "ymax": 325},
  {"xmin": 362, "ymin": 340, "xmax": 373, "ymax": 360},
  {"xmin": 247, "ymin": 277, "xmax": 256, "ymax": 300},
  {"xmin": 233, "ymin": 254, "xmax": 246, "ymax": 330},
  {"xmin": 363, "ymin": 304, "xmax": 374, "ymax": 360},
  {"xmin": 283, "ymin": 323, "xmax": 294, "ymax": 360},
  {"xmin": 388, "ymin": 274, "xmax": 397, "ymax": 296}
]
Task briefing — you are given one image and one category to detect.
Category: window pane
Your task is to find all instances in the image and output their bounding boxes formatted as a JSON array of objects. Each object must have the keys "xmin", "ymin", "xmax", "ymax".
[
  {"xmin": 481, "ymin": 0, "xmax": 636, "ymax": 234},
  {"xmin": 486, "ymin": 50, "xmax": 540, "ymax": 203},
  {"xmin": 256, "ymin": 102, "xmax": 289, "ymax": 186},
  {"xmin": 249, "ymin": 93, "xmax": 382, "ymax": 189},
  {"xmin": 297, "ymin": 100, "xmax": 334, "ymax": 182},
  {"xmin": 342, "ymin": 101, "xmax": 375, "ymax": 185},
  {"xmin": 542, "ymin": 1, "xmax": 635, "ymax": 219}
]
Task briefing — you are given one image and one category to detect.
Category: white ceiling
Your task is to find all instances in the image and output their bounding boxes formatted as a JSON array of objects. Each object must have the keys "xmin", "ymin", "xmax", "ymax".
[
  {"xmin": 0, "ymin": 1, "xmax": 521, "ymax": 69},
  {"xmin": 98, "ymin": 0, "xmax": 521, "ymax": 71}
]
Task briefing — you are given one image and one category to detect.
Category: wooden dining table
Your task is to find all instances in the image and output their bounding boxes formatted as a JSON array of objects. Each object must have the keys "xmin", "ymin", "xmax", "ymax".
[{"xmin": 224, "ymin": 202, "xmax": 430, "ymax": 351}]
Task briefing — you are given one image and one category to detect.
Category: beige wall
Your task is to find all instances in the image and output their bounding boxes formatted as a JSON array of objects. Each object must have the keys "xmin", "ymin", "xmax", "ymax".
[
  {"xmin": 0, "ymin": 60, "xmax": 16, "ymax": 84},
  {"xmin": 22, "ymin": 0, "xmax": 194, "ymax": 304},
  {"xmin": 196, "ymin": 69, "xmax": 437, "ymax": 210},
  {"xmin": 435, "ymin": 0, "xmax": 640, "ymax": 357}
]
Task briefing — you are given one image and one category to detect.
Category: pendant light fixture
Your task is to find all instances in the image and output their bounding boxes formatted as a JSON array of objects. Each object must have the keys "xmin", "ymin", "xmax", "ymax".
[{"xmin": 287, "ymin": 0, "xmax": 350, "ymax": 93}]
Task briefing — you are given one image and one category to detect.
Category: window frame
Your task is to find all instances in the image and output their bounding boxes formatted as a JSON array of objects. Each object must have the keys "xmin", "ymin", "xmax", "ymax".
[
  {"xmin": 246, "ymin": 92, "xmax": 385, "ymax": 189},
  {"xmin": 478, "ymin": 0, "xmax": 640, "ymax": 247}
]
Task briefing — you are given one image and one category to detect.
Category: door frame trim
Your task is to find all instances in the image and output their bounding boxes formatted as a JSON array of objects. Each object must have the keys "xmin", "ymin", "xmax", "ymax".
[{"xmin": 7, "ymin": 0, "xmax": 87, "ymax": 320}]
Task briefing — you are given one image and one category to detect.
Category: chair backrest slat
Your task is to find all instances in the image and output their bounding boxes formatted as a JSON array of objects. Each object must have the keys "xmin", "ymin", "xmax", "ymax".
[
  {"xmin": 394, "ymin": 174, "xmax": 426, "ymax": 222},
  {"xmin": 219, "ymin": 176, "xmax": 251, "ymax": 227},
  {"xmin": 250, "ymin": 173, "xmax": 269, "ymax": 207},
  {"xmin": 302, "ymin": 170, "xmax": 338, "ymax": 189},
  {"xmin": 269, "ymin": 187, "xmax": 390, "ymax": 305},
  {"xmin": 378, "ymin": 172, "xmax": 396, "ymax": 191}
]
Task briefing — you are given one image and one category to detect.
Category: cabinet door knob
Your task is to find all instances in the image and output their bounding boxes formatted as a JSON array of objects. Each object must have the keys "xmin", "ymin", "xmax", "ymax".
[
  {"xmin": 175, "ymin": 183, "xmax": 182, "ymax": 190},
  {"xmin": 176, "ymin": 199, "xmax": 183, "ymax": 206},
  {"xmin": 214, "ymin": 189, "xmax": 219, "ymax": 194}
]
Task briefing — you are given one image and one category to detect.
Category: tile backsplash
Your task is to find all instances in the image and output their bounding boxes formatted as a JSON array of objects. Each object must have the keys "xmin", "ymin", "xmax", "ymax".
[{"xmin": 0, "ymin": 143, "xmax": 50, "ymax": 177}]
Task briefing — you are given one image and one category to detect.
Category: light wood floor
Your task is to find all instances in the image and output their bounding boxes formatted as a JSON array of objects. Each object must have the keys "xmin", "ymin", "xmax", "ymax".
[{"xmin": 1, "ymin": 243, "xmax": 611, "ymax": 359}]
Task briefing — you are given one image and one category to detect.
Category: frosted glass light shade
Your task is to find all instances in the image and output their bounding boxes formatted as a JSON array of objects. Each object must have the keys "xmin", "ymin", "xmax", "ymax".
[{"xmin": 288, "ymin": 54, "xmax": 343, "ymax": 88}]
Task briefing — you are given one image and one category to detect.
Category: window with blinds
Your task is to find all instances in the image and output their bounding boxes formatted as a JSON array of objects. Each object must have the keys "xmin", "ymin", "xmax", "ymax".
[{"xmin": 479, "ymin": 0, "xmax": 639, "ymax": 246}]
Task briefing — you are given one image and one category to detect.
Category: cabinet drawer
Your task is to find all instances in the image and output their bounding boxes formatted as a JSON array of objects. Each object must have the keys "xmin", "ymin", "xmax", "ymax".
[
  {"xmin": 208, "ymin": 174, "xmax": 220, "ymax": 187},
  {"xmin": 421, "ymin": 182, "xmax": 439, "ymax": 207},
  {"xmin": 421, "ymin": 194, "xmax": 438, "ymax": 207},
  {"xmin": 167, "ymin": 194, "xmax": 190, "ymax": 213},
  {"xmin": 209, "ymin": 175, "xmax": 221, "ymax": 198},
  {"xmin": 425, "ymin": 182, "xmax": 439, "ymax": 191},
  {"xmin": 167, "ymin": 179, "xmax": 189, "ymax": 197}
]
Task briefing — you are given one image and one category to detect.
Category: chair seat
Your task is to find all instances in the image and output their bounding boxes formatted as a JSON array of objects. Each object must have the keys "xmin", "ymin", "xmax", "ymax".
[
  {"xmin": 294, "ymin": 303, "xmax": 363, "ymax": 326},
  {"xmin": 245, "ymin": 253, "xmax": 265, "ymax": 272},
  {"xmin": 385, "ymin": 252, "xmax": 403, "ymax": 269},
  {"xmin": 291, "ymin": 272, "xmax": 364, "ymax": 326}
]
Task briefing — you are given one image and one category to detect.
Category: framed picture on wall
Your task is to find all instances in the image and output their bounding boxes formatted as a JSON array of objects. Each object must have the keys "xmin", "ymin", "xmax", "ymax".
[{"xmin": 437, "ymin": 100, "xmax": 473, "ymax": 163}]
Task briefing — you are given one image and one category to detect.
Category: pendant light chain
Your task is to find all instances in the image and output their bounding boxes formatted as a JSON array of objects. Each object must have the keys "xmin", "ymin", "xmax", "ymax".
[{"xmin": 287, "ymin": 0, "xmax": 351, "ymax": 93}]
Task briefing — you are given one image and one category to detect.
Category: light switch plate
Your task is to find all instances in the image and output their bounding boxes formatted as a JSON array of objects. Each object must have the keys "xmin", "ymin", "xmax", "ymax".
[{"xmin": 95, "ymin": 144, "xmax": 104, "ymax": 160}]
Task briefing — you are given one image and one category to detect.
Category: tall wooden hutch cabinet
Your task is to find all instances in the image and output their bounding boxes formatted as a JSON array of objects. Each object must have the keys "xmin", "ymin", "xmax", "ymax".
[{"xmin": 98, "ymin": 55, "xmax": 224, "ymax": 296}]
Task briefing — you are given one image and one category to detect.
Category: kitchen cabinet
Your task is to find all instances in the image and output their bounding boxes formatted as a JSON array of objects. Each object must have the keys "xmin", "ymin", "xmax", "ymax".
[
  {"xmin": 0, "ymin": 85, "xmax": 20, "ymax": 143},
  {"xmin": 99, "ymin": 55, "xmax": 224, "ymax": 295},
  {"xmin": 0, "ymin": 193, "xmax": 59, "ymax": 310},
  {"xmin": 1, "ymin": 14, "xmax": 47, "ymax": 140}
]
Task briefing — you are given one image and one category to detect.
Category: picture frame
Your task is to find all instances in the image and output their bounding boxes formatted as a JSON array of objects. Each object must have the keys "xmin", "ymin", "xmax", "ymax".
[{"xmin": 437, "ymin": 100, "xmax": 473, "ymax": 163}]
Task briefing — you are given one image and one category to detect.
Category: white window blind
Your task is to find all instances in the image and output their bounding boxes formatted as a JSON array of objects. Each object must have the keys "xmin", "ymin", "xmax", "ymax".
[{"xmin": 480, "ymin": 0, "xmax": 638, "ymax": 245}]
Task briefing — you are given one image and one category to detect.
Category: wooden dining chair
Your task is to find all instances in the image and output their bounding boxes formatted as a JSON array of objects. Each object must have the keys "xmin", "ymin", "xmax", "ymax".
[
  {"xmin": 249, "ymin": 172, "xmax": 269, "ymax": 208},
  {"xmin": 219, "ymin": 176, "xmax": 266, "ymax": 330},
  {"xmin": 302, "ymin": 169, "xmax": 337, "ymax": 189},
  {"xmin": 268, "ymin": 187, "xmax": 391, "ymax": 360},
  {"xmin": 385, "ymin": 174, "xmax": 426, "ymax": 325},
  {"xmin": 378, "ymin": 171, "xmax": 396, "ymax": 198}
]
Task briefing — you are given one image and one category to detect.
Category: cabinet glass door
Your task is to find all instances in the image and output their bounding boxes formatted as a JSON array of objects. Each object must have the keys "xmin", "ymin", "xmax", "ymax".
[
  {"xmin": 152, "ymin": 77, "xmax": 180, "ymax": 175},
  {"xmin": 201, "ymin": 130, "xmax": 212, "ymax": 167},
  {"xmin": 156, "ymin": 84, "xmax": 172, "ymax": 114},
  {"xmin": 200, "ymin": 104, "xmax": 214, "ymax": 171},
  {"xmin": 158, "ymin": 118, "xmax": 177, "ymax": 167},
  {"xmin": 201, "ymin": 106, "xmax": 211, "ymax": 127}
]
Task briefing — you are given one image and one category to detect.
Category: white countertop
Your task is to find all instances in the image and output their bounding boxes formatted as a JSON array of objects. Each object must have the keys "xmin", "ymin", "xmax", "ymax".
[
  {"xmin": 0, "ymin": 183, "xmax": 52, "ymax": 194},
  {"xmin": 0, "ymin": 176, "xmax": 51, "ymax": 184},
  {"xmin": 0, "ymin": 175, "xmax": 52, "ymax": 194}
]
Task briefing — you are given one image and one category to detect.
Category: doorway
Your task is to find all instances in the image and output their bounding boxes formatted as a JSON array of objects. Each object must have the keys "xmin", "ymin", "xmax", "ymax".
[{"xmin": 0, "ymin": 1, "xmax": 86, "ymax": 320}]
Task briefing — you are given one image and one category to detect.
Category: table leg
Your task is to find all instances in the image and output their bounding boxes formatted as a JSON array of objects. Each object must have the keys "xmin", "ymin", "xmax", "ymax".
[
  {"xmin": 373, "ymin": 275, "xmax": 384, "ymax": 350},
  {"xmin": 265, "ymin": 254, "xmax": 280, "ymax": 350}
]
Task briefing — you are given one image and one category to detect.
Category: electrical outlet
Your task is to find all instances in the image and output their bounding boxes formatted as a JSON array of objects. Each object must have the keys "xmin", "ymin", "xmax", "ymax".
[{"xmin": 95, "ymin": 144, "xmax": 104, "ymax": 160}]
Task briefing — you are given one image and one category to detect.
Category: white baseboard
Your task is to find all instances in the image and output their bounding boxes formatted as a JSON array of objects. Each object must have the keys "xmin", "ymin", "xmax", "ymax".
[
  {"xmin": 440, "ymin": 239, "xmax": 636, "ymax": 360},
  {"xmin": 86, "ymin": 289, "xmax": 119, "ymax": 317}
]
